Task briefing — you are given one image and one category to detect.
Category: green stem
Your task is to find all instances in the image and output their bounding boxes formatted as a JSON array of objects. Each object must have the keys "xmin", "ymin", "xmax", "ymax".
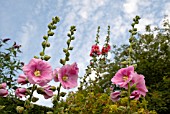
[
  {"xmin": 127, "ymin": 83, "xmax": 131, "ymax": 114},
  {"xmin": 28, "ymin": 84, "xmax": 36, "ymax": 101},
  {"xmin": 57, "ymin": 83, "xmax": 62, "ymax": 101}
]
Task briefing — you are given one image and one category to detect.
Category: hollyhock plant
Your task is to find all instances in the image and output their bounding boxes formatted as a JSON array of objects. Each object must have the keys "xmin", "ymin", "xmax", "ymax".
[
  {"xmin": 17, "ymin": 74, "xmax": 28, "ymax": 85},
  {"xmin": 110, "ymin": 91, "xmax": 121, "ymax": 102},
  {"xmin": 23, "ymin": 58, "xmax": 53, "ymax": 86},
  {"xmin": 15, "ymin": 88, "xmax": 27, "ymax": 98},
  {"xmin": 111, "ymin": 66, "xmax": 134, "ymax": 88},
  {"xmin": 101, "ymin": 44, "xmax": 111, "ymax": 54},
  {"xmin": 90, "ymin": 44, "xmax": 101, "ymax": 56},
  {"xmin": 0, "ymin": 89, "xmax": 8, "ymax": 97},
  {"xmin": 53, "ymin": 68, "xmax": 60, "ymax": 82},
  {"xmin": 58, "ymin": 62, "xmax": 79, "ymax": 89}
]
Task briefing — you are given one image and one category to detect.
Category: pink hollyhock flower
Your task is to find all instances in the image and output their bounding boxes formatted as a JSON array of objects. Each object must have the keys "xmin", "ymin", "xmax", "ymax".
[
  {"xmin": 17, "ymin": 74, "xmax": 28, "ymax": 85},
  {"xmin": 90, "ymin": 44, "xmax": 101, "ymax": 56},
  {"xmin": 58, "ymin": 62, "xmax": 79, "ymax": 89},
  {"xmin": 130, "ymin": 73, "xmax": 148, "ymax": 97},
  {"xmin": 101, "ymin": 44, "xmax": 111, "ymax": 54},
  {"xmin": 110, "ymin": 91, "xmax": 121, "ymax": 102},
  {"xmin": 23, "ymin": 58, "xmax": 53, "ymax": 86},
  {"xmin": 15, "ymin": 88, "xmax": 27, "ymax": 98},
  {"xmin": 111, "ymin": 66, "xmax": 134, "ymax": 88},
  {"xmin": 0, "ymin": 89, "xmax": 8, "ymax": 97},
  {"xmin": 42, "ymin": 85, "xmax": 53, "ymax": 99},
  {"xmin": 53, "ymin": 68, "xmax": 60, "ymax": 82},
  {"xmin": 0, "ymin": 83, "xmax": 7, "ymax": 89},
  {"xmin": 130, "ymin": 90, "xmax": 141, "ymax": 100}
]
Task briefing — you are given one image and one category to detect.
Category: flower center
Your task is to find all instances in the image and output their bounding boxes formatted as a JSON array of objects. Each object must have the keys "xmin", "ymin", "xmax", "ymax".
[
  {"xmin": 34, "ymin": 70, "xmax": 41, "ymax": 77},
  {"xmin": 62, "ymin": 75, "xmax": 68, "ymax": 81},
  {"xmin": 123, "ymin": 75, "xmax": 129, "ymax": 81}
]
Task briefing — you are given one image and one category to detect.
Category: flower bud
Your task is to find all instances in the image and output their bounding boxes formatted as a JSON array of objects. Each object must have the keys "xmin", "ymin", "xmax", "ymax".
[
  {"xmin": 46, "ymin": 42, "xmax": 50, "ymax": 47},
  {"xmin": 50, "ymin": 86, "xmax": 56, "ymax": 91},
  {"xmin": 16, "ymin": 106, "xmax": 24, "ymax": 114},
  {"xmin": 46, "ymin": 111, "xmax": 53, "ymax": 114},
  {"xmin": 60, "ymin": 59, "xmax": 65, "ymax": 65},
  {"xmin": 131, "ymin": 23, "xmax": 135, "ymax": 27},
  {"xmin": 44, "ymin": 55, "xmax": 51, "ymax": 61},
  {"xmin": 63, "ymin": 48, "xmax": 67, "ymax": 53},
  {"xmin": 43, "ymin": 35, "xmax": 48, "ymax": 40},
  {"xmin": 51, "ymin": 25, "xmax": 56, "ymax": 30},
  {"xmin": 40, "ymin": 51, "xmax": 44, "ymax": 56},
  {"xmin": 69, "ymin": 47, "xmax": 73, "ymax": 50},
  {"xmin": 48, "ymin": 31, "xmax": 54, "ymax": 36},
  {"xmin": 65, "ymin": 52, "xmax": 70, "ymax": 57},
  {"xmin": 48, "ymin": 23, "xmax": 53, "ymax": 29},
  {"xmin": 42, "ymin": 41, "xmax": 46, "ymax": 48},
  {"xmin": 71, "ymin": 36, "xmax": 75, "ymax": 40},
  {"xmin": 121, "ymin": 61, "xmax": 128, "ymax": 65},
  {"xmin": 34, "ymin": 56, "xmax": 39, "ymax": 59},
  {"xmin": 67, "ymin": 33, "xmax": 71, "ymax": 37},
  {"xmin": 55, "ymin": 16, "xmax": 60, "ymax": 22},
  {"xmin": 32, "ymin": 97, "xmax": 39, "ymax": 102},
  {"xmin": 60, "ymin": 92, "xmax": 66, "ymax": 97}
]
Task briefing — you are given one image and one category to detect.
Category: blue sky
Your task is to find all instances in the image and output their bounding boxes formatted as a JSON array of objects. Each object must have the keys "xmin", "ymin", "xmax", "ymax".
[{"xmin": 0, "ymin": 0, "xmax": 170, "ymax": 107}]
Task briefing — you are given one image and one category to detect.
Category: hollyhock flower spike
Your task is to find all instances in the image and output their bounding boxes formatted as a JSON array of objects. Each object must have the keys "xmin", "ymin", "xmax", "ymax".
[
  {"xmin": 23, "ymin": 58, "xmax": 53, "ymax": 86},
  {"xmin": 17, "ymin": 74, "xmax": 28, "ymax": 85},
  {"xmin": 110, "ymin": 91, "xmax": 121, "ymax": 102},
  {"xmin": 0, "ymin": 89, "xmax": 8, "ymax": 97},
  {"xmin": 111, "ymin": 66, "xmax": 134, "ymax": 88},
  {"xmin": 53, "ymin": 68, "xmax": 60, "ymax": 82},
  {"xmin": 0, "ymin": 83, "xmax": 7, "ymax": 89},
  {"xmin": 58, "ymin": 62, "xmax": 79, "ymax": 89},
  {"xmin": 15, "ymin": 88, "xmax": 27, "ymax": 98}
]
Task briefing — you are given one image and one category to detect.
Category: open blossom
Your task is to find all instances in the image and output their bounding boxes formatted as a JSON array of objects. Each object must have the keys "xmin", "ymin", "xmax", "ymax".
[
  {"xmin": 90, "ymin": 44, "xmax": 101, "ymax": 56},
  {"xmin": 111, "ymin": 66, "xmax": 134, "ymax": 88},
  {"xmin": 23, "ymin": 58, "xmax": 53, "ymax": 86},
  {"xmin": 130, "ymin": 90, "xmax": 141, "ymax": 100},
  {"xmin": 110, "ymin": 91, "xmax": 121, "ymax": 102},
  {"xmin": 53, "ymin": 68, "xmax": 60, "ymax": 82},
  {"xmin": 17, "ymin": 74, "xmax": 28, "ymax": 85},
  {"xmin": 130, "ymin": 73, "xmax": 148, "ymax": 97},
  {"xmin": 58, "ymin": 62, "xmax": 79, "ymax": 89},
  {"xmin": 15, "ymin": 88, "xmax": 27, "ymax": 98},
  {"xmin": 101, "ymin": 44, "xmax": 111, "ymax": 54}
]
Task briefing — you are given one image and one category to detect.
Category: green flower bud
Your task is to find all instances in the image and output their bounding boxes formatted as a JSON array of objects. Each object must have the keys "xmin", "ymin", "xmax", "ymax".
[
  {"xmin": 52, "ymin": 25, "xmax": 56, "ymax": 30},
  {"xmin": 44, "ymin": 55, "xmax": 51, "ymax": 61},
  {"xmin": 48, "ymin": 31, "xmax": 54, "ymax": 36},
  {"xmin": 42, "ymin": 41, "xmax": 46, "ymax": 48},
  {"xmin": 48, "ymin": 24, "xmax": 53, "ymax": 29},
  {"xmin": 60, "ymin": 92, "xmax": 66, "ymax": 97},
  {"xmin": 71, "ymin": 36, "xmax": 75, "ymax": 40},
  {"xmin": 16, "ymin": 106, "xmax": 24, "ymax": 114},
  {"xmin": 135, "ymin": 21, "xmax": 139, "ymax": 24},
  {"xmin": 50, "ymin": 86, "xmax": 56, "ymax": 91},
  {"xmin": 67, "ymin": 33, "xmax": 71, "ymax": 37},
  {"xmin": 63, "ymin": 48, "xmax": 67, "ymax": 53},
  {"xmin": 69, "ymin": 47, "xmax": 73, "ymax": 50},
  {"xmin": 55, "ymin": 16, "xmax": 60, "ymax": 22},
  {"xmin": 65, "ymin": 52, "xmax": 70, "ymax": 57},
  {"xmin": 131, "ymin": 23, "xmax": 135, "ymax": 27},
  {"xmin": 133, "ymin": 28, "xmax": 137, "ymax": 31},
  {"xmin": 46, "ymin": 42, "xmax": 50, "ymax": 47},
  {"xmin": 60, "ymin": 59, "xmax": 65, "ymax": 65},
  {"xmin": 37, "ymin": 87, "xmax": 45, "ymax": 94},
  {"xmin": 67, "ymin": 39, "xmax": 71, "ymax": 45},
  {"xmin": 132, "ymin": 31, "xmax": 137, "ymax": 35},
  {"xmin": 43, "ymin": 35, "xmax": 48, "ymax": 40},
  {"xmin": 65, "ymin": 57, "xmax": 69, "ymax": 61},
  {"xmin": 32, "ymin": 97, "xmax": 39, "ymax": 102},
  {"xmin": 34, "ymin": 56, "xmax": 39, "ymax": 59},
  {"xmin": 121, "ymin": 61, "xmax": 128, "ymax": 65},
  {"xmin": 40, "ymin": 51, "xmax": 44, "ymax": 56},
  {"xmin": 46, "ymin": 111, "xmax": 53, "ymax": 114}
]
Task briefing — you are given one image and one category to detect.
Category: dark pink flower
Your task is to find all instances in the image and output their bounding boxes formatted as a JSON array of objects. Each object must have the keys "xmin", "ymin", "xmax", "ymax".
[
  {"xmin": 111, "ymin": 66, "xmax": 134, "ymax": 88},
  {"xmin": 53, "ymin": 68, "xmax": 60, "ymax": 82},
  {"xmin": 17, "ymin": 74, "xmax": 28, "ymax": 85},
  {"xmin": 42, "ymin": 85, "xmax": 53, "ymax": 99},
  {"xmin": 90, "ymin": 44, "xmax": 101, "ymax": 57},
  {"xmin": 0, "ymin": 83, "xmax": 7, "ymax": 89},
  {"xmin": 0, "ymin": 89, "xmax": 8, "ymax": 97},
  {"xmin": 110, "ymin": 91, "xmax": 121, "ymax": 102},
  {"xmin": 58, "ymin": 62, "xmax": 79, "ymax": 89},
  {"xmin": 23, "ymin": 58, "xmax": 53, "ymax": 86},
  {"xmin": 130, "ymin": 90, "xmax": 141, "ymax": 100},
  {"xmin": 15, "ymin": 88, "xmax": 27, "ymax": 98},
  {"xmin": 101, "ymin": 44, "xmax": 111, "ymax": 54}
]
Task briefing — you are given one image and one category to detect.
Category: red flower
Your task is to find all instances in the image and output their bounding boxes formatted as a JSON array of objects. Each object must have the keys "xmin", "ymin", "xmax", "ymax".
[
  {"xmin": 90, "ymin": 44, "xmax": 101, "ymax": 57},
  {"xmin": 101, "ymin": 44, "xmax": 111, "ymax": 54}
]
